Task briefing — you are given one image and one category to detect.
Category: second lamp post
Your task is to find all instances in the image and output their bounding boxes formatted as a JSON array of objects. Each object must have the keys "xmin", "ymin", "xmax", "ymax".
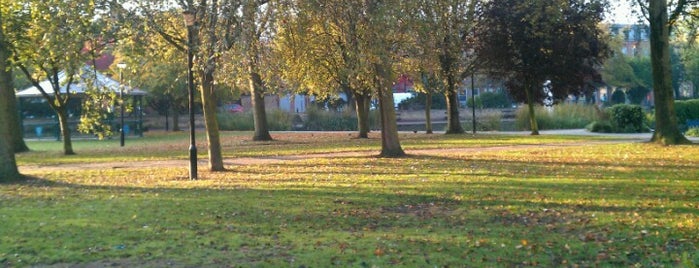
[
  {"xmin": 184, "ymin": 10, "xmax": 198, "ymax": 180},
  {"xmin": 117, "ymin": 62, "xmax": 127, "ymax": 147}
]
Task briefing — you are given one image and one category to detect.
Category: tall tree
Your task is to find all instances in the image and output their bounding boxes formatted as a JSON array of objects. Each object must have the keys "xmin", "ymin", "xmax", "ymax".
[
  {"xmin": 638, "ymin": 0, "xmax": 694, "ymax": 144},
  {"xmin": 11, "ymin": 0, "xmax": 105, "ymax": 155},
  {"xmin": 602, "ymin": 55, "xmax": 653, "ymax": 105},
  {"xmin": 240, "ymin": 0, "xmax": 274, "ymax": 141},
  {"xmin": 0, "ymin": 90, "xmax": 20, "ymax": 180},
  {"xmin": 275, "ymin": 0, "xmax": 373, "ymax": 138},
  {"xmin": 414, "ymin": 0, "xmax": 477, "ymax": 134},
  {"xmin": 362, "ymin": 0, "xmax": 405, "ymax": 156},
  {"xmin": 279, "ymin": 0, "xmax": 405, "ymax": 154},
  {"xmin": 474, "ymin": 0, "xmax": 610, "ymax": 135},
  {"xmin": 0, "ymin": 5, "xmax": 29, "ymax": 153},
  {"xmin": 0, "ymin": 7, "xmax": 21, "ymax": 180},
  {"xmin": 131, "ymin": 0, "xmax": 264, "ymax": 170},
  {"xmin": 118, "ymin": 10, "xmax": 190, "ymax": 132}
]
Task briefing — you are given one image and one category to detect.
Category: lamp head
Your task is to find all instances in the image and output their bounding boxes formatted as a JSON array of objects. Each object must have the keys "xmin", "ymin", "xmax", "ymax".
[{"xmin": 183, "ymin": 10, "xmax": 196, "ymax": 27}]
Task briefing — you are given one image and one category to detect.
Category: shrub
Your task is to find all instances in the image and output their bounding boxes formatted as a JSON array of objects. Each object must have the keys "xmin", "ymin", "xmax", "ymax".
[
  {"xmin": 611, "ymin": 89, "xmax": 626, "ymax": 104},
  {"xmin": 586, "ymin": 121, "xmax": 613, "ymax": 133},
  {"xmin": 266, "ymin": 109, "xmax": 292, "ymax": 131},
  {"xmin": 674, "ymin": 99, "xmax": 699, "ymax": 127},
  {"xmin": 481, "ymin": 92, "xmax": 512, "ymax": 108},
  {"xmin": 398, "ymin": 92, "xmax": 446, "ymax": 110},
  {"xmin": 514, "ymin": 103, "xmax": 598, "ymax": 130},
  {"xmin": 607, "ymin": 104, "xmax": 645, "ymax": 133},
  {"xmin": 218, "ymin": 109, "xmax": 293, "ymax": 131},
  {"xmin": 685, "ymin": 127, "xmax": 699, "ymax": 137},
  {"xmin": 463, "ymin": 109, "xmax": 502, "ymax": 131},
  {"xmin": 217, "ymin": 112, "xmax": 254, "ymax": 131},
  {"xmin": 468, "ymin": 92, "xmax": 512, "ymax": 109},
  {"xmin": 303, "ymin": 106, "xmax": 374, "ymax": 131},
  {"xmin": 645, "ymin": 112, "xmax": 655, "ymax": 130}
]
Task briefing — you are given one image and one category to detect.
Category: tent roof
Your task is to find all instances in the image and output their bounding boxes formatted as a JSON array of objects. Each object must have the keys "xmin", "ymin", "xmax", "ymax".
[{"xmin": 16, "ymin": 66, "xmax": 146, "ymax": 98}]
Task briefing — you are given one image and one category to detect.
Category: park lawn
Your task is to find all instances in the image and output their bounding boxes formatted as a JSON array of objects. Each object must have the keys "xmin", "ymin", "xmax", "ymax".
[{"xmin": 1, "ymin": 132, "xmax": 698, "ymax": 267}]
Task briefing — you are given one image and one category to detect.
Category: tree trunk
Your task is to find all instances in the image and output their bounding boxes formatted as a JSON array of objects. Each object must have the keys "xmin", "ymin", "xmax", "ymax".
[
  {"xmin": 425, "ymin": 90, "xmax": 433, "ymax": 134},
  {"xmin": 200, "ymin": 69, "xmax": 225, "ymax": 171},
  {"xmin": 444, "ymin": 74, "xmax": 464, "ymax": 134},
  {"xmin": 164, "ymin": 109, "xmax": 170, "ymax": 131},
  {"xmin": 374, "ymin": 64, "xmax": 405, "ymax": 157},
  {"xmin": 0, "ymin": 26, "xmax": 29, "ymax": 153},
  {"xmin": 56, "ymin": 107, "xmax": 75, "ymax": 155},
  {"xmin": 7, "ymin": 90, "xmax": 28, "ymax": 153},
  {"xmin": 353, "ymin": 91, "xmax": 370, "ymax": 138},
  {"xmin": 172, "ymin": 110, "xmax": 180, "ymax": 131},
  {"xmin": 0, "ymin": 16, "xmax": 21, "ymax": 179},
  {"xmin": 421, "ymin": 73, "xmax": 434, "ymax": 134},
  {"xmin": 648, "ymin": 0, "xmax": 690, "ymax": 145},
  {"xmin": 524, "ymin": 83, "xmax": 540, "ymax": 135},
  {"xmin": 0, "ymin": 105, "xmax": 20, "ymax": 181},
  {"xmin": 249, "ymin": 70, "xmax": 273, "ymax": 141}
]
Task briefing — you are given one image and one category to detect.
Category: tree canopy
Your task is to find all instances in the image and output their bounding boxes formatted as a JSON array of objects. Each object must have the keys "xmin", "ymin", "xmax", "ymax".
[
  {"xmin": 474, "ymin": 0, "xmax": 610, "ymax": 134},
  {"xmin": 9, "ymin": 0, "xmax": 113, "ymax": 155}
]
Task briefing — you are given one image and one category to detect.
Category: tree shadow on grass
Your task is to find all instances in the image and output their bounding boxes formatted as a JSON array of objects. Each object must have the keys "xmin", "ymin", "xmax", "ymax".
[
  {"xmin": 2, "ymin": 172, "xmax": 698, "ymax": 266},
  {"xmin": 5, "ymin": 140, "xmax": 699, "ymax": 266}
]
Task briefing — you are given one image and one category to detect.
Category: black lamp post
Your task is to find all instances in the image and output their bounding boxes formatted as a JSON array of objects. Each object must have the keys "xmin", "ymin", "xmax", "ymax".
[
  {"xmin": 471, "ymin": 72, "xmax": 476, "ymax": 134},
  {"xmin": 184, "ymin": 10, "xmax": 198, "ymax": 180},
  {"xmin": 117, "ymin": 62, "xmax": 127, "ymax": 146}
]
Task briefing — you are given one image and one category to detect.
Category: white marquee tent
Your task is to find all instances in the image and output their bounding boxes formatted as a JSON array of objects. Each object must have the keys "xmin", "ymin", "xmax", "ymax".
[{"xmin": 16, "ymin": 66, "xmax": 146, "ymax": 97}]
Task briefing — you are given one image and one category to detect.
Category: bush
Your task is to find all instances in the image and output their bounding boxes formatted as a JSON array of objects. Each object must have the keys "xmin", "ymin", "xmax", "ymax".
[
  {"xmin": 607, "ymin": 104, "xmax": 645, "ymax": 133},
  {"xmin": 463, "ymin": 110, "xmax": 502, "ymax": 131},
  {"xmin": 266, "ymin": 109, "xmax": 292, "ymax": 131},
  {"xmin": 674, "ymin": 99, "xmax": 699, "ymax": 127},
  {"xmin": 685, "ymin": 127, "xmax": 699, "ymax": 137},
  {"xmin": 217, "ymin": 109, "xmax": 292, "ymax": 131},
  {"xmin": 304, "ymin": 106, "xmax": 379, "ymax": 131},
  {"xmin": 398, "ymin": 92, "xmax": 446, "ymax": 110},
  {"xmin": 217, "ymin": 112, "xmax": 254, "ymax": 131},
  {"xmin": 467, "ymin": 92, "xmax": 512, "ymax": 109},
  {"xmin": 586, "ymin": 121, "xmax": 613, "ymax": 133},
  {"xmin": 514, "ymin": 103, "xmax": 598, "ymax": 130}
]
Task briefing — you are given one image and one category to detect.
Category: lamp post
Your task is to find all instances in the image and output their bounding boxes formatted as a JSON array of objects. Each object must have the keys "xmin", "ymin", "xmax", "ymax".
[
  {"xmin": 184, "ymin": 10, "xmax": 197, "ymax": 180},
  {"xmin": 117, "ymin": 62, "xmax": 127, "ymax": 146},
  {"xmin": 471, "ymin": 72, "xmax": 476, "ymax": 134}
]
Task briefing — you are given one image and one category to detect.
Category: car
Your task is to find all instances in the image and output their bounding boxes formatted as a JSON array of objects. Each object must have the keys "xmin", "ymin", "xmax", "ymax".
[{"xmin": 223, "ymin": 103, "xmax": 244, "ymax": 113}]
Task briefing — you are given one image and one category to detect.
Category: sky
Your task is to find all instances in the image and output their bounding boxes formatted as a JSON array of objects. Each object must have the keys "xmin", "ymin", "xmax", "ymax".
[{"xmin": 606, "ymin": 1, "xmax": 643, "ymax": 24}]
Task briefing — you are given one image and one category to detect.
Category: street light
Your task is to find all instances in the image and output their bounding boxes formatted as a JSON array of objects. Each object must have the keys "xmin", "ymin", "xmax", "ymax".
[
  {"xmin": 117, "ymin": 62, "xmax": 127, "ymax": 146},
  {"xmin": 471, "ymin": 72, "xmax": 476, "ymax": 134},
  {"xmin": 184, "ymin": 10, "xmax": 197, "ymax": 180}
]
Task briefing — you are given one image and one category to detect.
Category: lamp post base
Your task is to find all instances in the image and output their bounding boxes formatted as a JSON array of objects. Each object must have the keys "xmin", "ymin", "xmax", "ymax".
[{"xmin": 189, "ymin": 145, "xmax": 197, "ymax": 180}]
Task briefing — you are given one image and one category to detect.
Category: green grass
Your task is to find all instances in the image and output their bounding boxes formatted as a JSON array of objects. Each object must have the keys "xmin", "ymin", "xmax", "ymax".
[{"xmin": 2, "ymin": 131, "xmax": 698, "ymax": 267}]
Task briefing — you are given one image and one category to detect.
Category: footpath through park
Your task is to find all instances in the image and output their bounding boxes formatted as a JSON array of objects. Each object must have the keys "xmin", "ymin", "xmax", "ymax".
[{"xmin": 22, "ymin": 129, "xmax": 697, "ymax": 173}]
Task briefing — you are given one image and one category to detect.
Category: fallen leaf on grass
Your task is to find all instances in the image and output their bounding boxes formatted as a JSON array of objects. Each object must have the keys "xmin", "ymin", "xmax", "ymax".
[{"xmin": 374, "ymin": 247, "xmax": 384, "ymax": 256}]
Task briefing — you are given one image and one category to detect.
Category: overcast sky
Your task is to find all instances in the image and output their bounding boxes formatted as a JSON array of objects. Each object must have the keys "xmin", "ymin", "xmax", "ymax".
[{"xmin": 606, "ymin": 1, "xmax": 643, "ymax": 24}]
